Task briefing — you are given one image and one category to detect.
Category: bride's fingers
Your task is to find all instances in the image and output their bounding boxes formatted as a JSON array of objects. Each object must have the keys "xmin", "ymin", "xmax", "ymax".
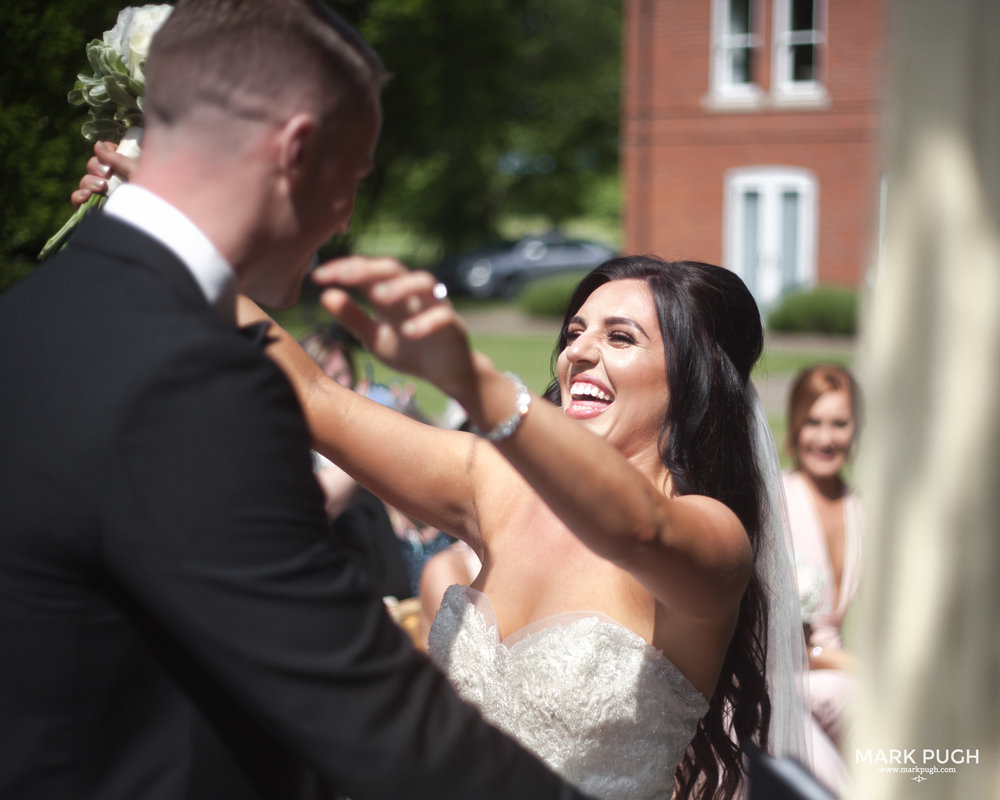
[
  {"xmin": 369, "ymin": 272, "xmax": 447, "ymax": 321},
  {"xmin": 314, "ymin": 257, "xmax": 451, "ymax": 329},
  {"xmin": 73, "ymin": 164, "xmax": 111, "ymax": 207},
  {"xmin": 73, "ymin": 142, "xmax": 137, "ymax": 207},
  {"xmin": 86, "ymin": 155, "xmax": 112, "ymax": 179},
  {"xmin": 92, "ymin": 141, "xmax": 139, "ymax": 179},
  {"xmin": 79, "ymin": 173, "xmax": 109, "ymax": 194},
  {"xmin": 400, "ymin": 303, "xmax": 462, "ymax": 339},
  {"xmin": 319, "ymin": 287, "xmax": 379, "ymax": 346},
  {"xmin": 71, "ymin": 187, "xmax": 95, "ymax": 208},
  {"xmin": 71, "ymin": 175, "xmax": 111, "ymax": 207},
  {"xmin": 312, "ymin": 255, "xmax": 407, "ymax": 291},
  {"xmin": 370, "ymin": 271, "xmax": 439, "ymax": 307}
]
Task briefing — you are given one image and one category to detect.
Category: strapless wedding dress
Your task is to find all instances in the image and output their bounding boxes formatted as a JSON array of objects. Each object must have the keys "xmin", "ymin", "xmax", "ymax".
[{"xmin": 428, "ymin": 585, "xmax": 709, "ymax": 800}]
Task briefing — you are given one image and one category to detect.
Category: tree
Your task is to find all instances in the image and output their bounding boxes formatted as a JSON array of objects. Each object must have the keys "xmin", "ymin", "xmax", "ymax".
[
  {"xmin": 338, "ymin": 0, "xmax": 622, "ymax": 259},
  {"xmin": 0, "ymin": 0, "xmax": 621, "ymax": 285},
  {"xmin": 0, "ymin": 0, "xmax": 126, "ymax": 286}
]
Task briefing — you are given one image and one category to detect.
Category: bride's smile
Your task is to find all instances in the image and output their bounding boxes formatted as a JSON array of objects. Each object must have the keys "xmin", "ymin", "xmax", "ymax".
[{"xmin": 566, "ymin": 376, "xmax": 614, "ymax": 417}]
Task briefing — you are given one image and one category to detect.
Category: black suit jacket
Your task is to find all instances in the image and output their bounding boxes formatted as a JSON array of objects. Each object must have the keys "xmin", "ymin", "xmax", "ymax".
[{"xmin": 0, "ymin": 215, "xmax": 588, "ymax": 800}]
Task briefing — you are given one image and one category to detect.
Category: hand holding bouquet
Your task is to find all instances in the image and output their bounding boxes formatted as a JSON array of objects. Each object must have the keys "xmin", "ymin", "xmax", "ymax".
[{"xmin": 39, "ymin": 4, "xmax": 172, "ymax": 261}]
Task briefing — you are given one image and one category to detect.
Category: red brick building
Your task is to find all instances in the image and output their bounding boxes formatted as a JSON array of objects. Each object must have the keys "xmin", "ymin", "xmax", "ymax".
[{"xmin": 622, "ymin": 0, "xmax": 889, "ymax": 308}]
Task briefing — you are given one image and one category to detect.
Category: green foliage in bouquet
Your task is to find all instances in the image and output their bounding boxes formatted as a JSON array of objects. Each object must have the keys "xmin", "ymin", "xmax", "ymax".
[
  {"xmin": 35, "ymin": 3, "xmax": 171, "ymax": 262},
  {"xmin": 69, "ymin": 40, "xmax": 146, "ymax": 142}
]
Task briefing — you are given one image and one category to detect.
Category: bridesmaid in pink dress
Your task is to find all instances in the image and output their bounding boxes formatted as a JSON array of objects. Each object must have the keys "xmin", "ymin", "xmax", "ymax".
[{"xmin": 782, "ymin": 364, "xmax": 864, "ymax": 754}]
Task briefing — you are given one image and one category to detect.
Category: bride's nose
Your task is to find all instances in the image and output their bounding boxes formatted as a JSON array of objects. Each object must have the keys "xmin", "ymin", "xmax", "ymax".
[{"xmin": 564, "ymin": 332, "xmax": 599, "ymax": 364}]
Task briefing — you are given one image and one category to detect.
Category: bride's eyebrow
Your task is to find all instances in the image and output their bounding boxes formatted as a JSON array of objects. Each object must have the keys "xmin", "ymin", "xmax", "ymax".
[
  {"xmin": 603, "ymin": 316, "xmax": 650, "ymax": 338},
  {"xmin": 568, "ymin": 314, "xmax": 649, "ymax": 338}
]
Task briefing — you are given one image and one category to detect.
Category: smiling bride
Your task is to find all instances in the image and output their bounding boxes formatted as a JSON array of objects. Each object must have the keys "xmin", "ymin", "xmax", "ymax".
[{"xmin": 239, "ymin": 254, "xmax": 810, "ymax": 800}]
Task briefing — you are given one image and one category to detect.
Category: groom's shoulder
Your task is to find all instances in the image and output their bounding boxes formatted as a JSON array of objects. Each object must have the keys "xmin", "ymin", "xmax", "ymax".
[
  {"xmin": 7, "ymin": 216, "xmax": 189, "ymax": 317},
  {"xmin": 31, "ymin": 214, "xmax": 167, "ymax": 278},
  {"xmin": 4, "ymin": 240, "xmax": 285, "ymax": 411}
]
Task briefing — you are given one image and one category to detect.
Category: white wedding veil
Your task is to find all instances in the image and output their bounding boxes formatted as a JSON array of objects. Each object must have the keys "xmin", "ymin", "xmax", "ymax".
[{"xmin": 746, "ymin": 382, "xmax": 812, "ymax": 767}]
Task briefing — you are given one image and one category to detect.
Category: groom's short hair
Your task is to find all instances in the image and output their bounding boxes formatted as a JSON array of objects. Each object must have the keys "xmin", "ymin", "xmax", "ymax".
[{"xmin": 144, "ymin": 0, "xmax": 386, "ymax": 136}]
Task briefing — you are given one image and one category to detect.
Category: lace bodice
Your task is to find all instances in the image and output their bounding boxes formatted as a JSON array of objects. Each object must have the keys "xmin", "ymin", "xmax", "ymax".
[{"xmin": 428, "ymin": 585, "xmax": 709, "ymax": 800}]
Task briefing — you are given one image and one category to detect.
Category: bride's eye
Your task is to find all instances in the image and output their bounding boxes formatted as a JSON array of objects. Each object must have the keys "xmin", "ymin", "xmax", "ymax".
[{"xmin": 608, "ymin": 330, "xmax": 636, "ymax": 346}]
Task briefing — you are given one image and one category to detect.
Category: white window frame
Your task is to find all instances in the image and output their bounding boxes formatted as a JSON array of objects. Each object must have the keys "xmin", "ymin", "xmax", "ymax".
[
  {"xmin": 772, "ymin": 0, "xmax": 828, "ymax": 104},
  {"xmin": 723, "ymin": 166, "xmax": 818, "ymax": 309},
  {"xmin": 708, "ymin": 0, "xmax": 764, "ymax": 108}
]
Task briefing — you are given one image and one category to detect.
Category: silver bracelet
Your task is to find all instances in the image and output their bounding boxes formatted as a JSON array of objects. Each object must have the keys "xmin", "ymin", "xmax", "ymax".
[{"xmin": 476, "ymin": 372, "xmax": 532, "ymax": 443}]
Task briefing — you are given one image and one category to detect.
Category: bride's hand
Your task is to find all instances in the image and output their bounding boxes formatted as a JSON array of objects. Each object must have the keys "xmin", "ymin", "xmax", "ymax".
[
  {"xmin": 313, "ymin": 256, "xmax": 475, "ymax": 398},
  {"xmin": 70, "ymin": 141, "xmax": 138, "ymax": 208}
]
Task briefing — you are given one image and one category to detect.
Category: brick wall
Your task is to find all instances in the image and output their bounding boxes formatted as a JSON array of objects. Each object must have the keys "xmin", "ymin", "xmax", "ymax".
[{"xmin": 623, "ymin": 0, "xmax": 890, "ymax": 293}]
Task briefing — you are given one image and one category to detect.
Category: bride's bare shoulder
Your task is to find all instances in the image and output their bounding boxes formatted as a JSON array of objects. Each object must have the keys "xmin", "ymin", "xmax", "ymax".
[{"xmin": 666, "ymin": 493, "xmax": 752, "ymax": 567}]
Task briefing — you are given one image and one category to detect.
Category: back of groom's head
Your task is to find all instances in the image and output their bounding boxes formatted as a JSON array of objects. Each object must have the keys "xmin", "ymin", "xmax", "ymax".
[
  {"xmin": 144, "ymin": 0, "xmax": 386, "ymax": 138},
  {"xmin": 137, "ymin": 0, "xmax": 386, "ymax": 308}
]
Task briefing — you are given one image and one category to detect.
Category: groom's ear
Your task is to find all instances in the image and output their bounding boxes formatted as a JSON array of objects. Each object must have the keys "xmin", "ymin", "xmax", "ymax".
[{"xmin": 274, "ymin": 113, "xmax": 317, "ymax": 185}]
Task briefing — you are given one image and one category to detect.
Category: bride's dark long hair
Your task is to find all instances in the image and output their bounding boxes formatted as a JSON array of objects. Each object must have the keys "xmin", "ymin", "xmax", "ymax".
[{"xmin": 544, "ymin": 255, "xmax": 770, "ymax": 800}]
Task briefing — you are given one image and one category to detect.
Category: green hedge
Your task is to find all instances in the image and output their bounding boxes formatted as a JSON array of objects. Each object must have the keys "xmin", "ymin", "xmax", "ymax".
[
  {"xmin": 767, "ymin": 286, "xmax": 858, "ymax": 336},
  {"xmin": 517, "ymin": 271, "xmax": 589, "ymax": 317}
]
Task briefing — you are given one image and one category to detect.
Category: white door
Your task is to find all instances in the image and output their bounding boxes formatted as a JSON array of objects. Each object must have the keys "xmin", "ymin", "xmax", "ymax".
[{"xmin": 724, "ymin": 166, "xmax": 818, "ymax": 308}]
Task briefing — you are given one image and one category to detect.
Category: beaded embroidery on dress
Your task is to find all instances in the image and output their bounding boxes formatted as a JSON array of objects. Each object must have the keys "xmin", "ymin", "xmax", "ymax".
[{"xmin": 428, "ymin": 585, "xmax": 709, "ymax": 800}]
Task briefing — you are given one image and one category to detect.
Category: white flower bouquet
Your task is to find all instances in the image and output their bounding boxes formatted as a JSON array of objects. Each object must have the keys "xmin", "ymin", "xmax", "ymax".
[
  {"xmin": 796, "ymin": 561, "xmax": 830, "ymax": 625},
  {"xmin": 39, "ymin": 4, "xmax": 172, "ymax": 261}
]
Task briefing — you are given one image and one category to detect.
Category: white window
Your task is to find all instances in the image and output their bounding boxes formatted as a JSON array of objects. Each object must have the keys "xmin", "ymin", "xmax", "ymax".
[
  {"xmin": 724, "ymin": 167, "xmax": 818, "ymax": 308},
  {"xmin": 772, "ymin": 0, "xmax": 827, "ymax": 101},
  {"xmin": 710, "ymin": 0, "xmax": 764, "ymax": 104}
]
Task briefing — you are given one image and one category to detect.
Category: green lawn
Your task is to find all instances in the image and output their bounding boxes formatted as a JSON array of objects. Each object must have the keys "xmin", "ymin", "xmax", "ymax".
[{"xmin": 753, "ymin": 349, "xmax": 854, "ymax": 381}]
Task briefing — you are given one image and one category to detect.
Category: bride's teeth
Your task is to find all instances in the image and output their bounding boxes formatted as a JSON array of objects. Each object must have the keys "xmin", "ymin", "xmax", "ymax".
[{"xmin": 570, "ymin": 383, "xmax": 611, "ymax": 402}]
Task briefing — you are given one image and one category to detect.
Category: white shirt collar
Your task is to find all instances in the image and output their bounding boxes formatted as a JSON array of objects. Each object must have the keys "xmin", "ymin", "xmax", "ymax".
[{"xmin": 104, "ymin": 184, "xmax": 237, "ymax": 323}]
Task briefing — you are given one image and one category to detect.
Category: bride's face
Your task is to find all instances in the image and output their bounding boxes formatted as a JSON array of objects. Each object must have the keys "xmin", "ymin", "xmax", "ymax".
[{"xmin": 556, "ymin": 279, "xmax": 669, "ymax": 466}]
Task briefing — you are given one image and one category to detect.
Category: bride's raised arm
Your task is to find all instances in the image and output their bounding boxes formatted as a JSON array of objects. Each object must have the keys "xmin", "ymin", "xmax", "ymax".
[
  {"xmin": 313, "ymin": 257, "xmax": 752, "ymax": 622},
  {"xmin": 74, "ymin": 142, "xmax": 491, "ymax": 547},
  {"xmin": 236, "ymin": 293, "xmax": 485, "ymax": 547}
]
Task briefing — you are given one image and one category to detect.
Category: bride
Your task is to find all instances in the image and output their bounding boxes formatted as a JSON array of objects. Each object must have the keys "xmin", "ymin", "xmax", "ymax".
[
  {"xmin": 237, "ymin": 254, "xmax": 808, "ymax": 799},
  {"xmin": 74, "ymin": 152, "xmax": 806, "ymax": 796}
]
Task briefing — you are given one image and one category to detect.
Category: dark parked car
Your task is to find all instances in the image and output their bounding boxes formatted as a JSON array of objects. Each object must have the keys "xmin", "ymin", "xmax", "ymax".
[{"xmin": 436, "ymin": 231, "xmax": 617, "ymax": 299}]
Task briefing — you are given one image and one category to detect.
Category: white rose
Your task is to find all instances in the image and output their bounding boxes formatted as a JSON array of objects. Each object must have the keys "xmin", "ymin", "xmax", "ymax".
[{"xmin": 103, "ymin": 4, "xmax": 173, "ymax": 83}]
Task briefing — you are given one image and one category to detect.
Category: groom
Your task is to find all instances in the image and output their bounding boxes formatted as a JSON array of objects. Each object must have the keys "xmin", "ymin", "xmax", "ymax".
[{"xmin": 0, "ymin": 2, "xmax": 591, "ymax": 799}]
